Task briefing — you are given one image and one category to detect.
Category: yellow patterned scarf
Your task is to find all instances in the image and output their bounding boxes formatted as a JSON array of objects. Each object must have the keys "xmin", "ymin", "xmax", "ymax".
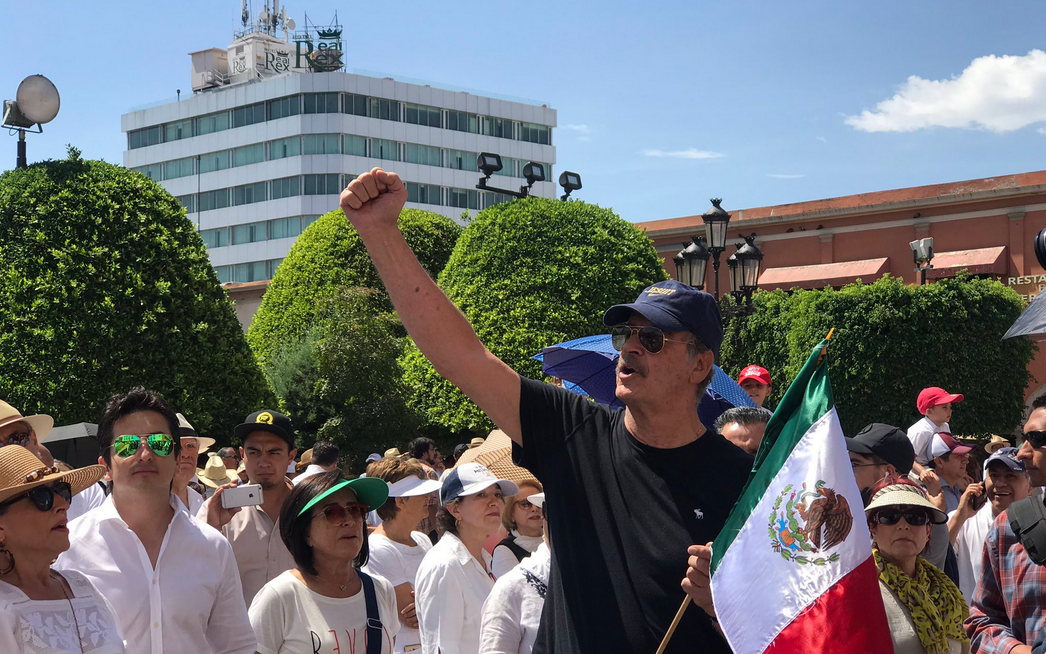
[{"xmin": 874, "ymin": 548, "xmax": 970, "ymax": 654}]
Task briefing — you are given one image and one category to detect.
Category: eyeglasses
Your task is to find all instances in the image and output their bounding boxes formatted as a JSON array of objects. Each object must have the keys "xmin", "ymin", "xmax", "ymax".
[
  {"xmin": 1023, "ymin": 431, "xmax": 1046, "ymax": 449},
  {"xmin": 517, "ymin": 499, "xmax": 537, "ymax": 510},
  {"xmin": 850, "ymin": 461, "xmax": 882, "ymax": 469},
  {"xmin": 0, "ymin": 430, "xmax": 32, "ymax": 448},
  {"xmin": 872, "ymin": 509, "xmax": 932, "ymax": 526},
  {"xmin": 610, "ymin": 325, "xmax": 692, "ymax": 354},
  {"xmin": 317, "ymin": 502, "xmax": 369, "ymax": 526},
  {"xmin": 113, "ymin": 434, "xmax": 175, "ymax": 458},
  {"xmin": 0, "ymin": 481, "xmax": 72, "ymax": 512}
]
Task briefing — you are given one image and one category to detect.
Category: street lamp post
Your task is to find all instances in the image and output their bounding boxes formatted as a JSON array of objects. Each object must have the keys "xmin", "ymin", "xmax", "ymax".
[
  {"xmin": 910, "ymin": 237, "xmax": 934, "ymax": 285},
  {"xmin": 701, "ymin": 198, "xmax": 731, "ymax": 299},
  {"xmin": 2, "ymin": 75, "xmax": 61, "ymax": 169}
]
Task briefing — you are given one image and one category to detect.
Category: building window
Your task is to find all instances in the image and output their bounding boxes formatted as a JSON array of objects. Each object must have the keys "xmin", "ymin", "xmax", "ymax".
[
  {"xmin": 520, "ymin": 122, "xmax": 551, "ymax": 145},
  {"xmin": 198, "ymin": 189, "xmax": 230, "ymax": 212},
  {"xmin": 303, "ymin": 215, "xmax": 320, "ymax": 228},
  {"xmin": 232, "ymin": 181, "xmax": 267, "ymax": 206},
  {"xmin": 232, "ymin": 102, "xmax": 266, "ymax": 128},
  {"xmin": 445, "ymin": 149, "xmax": 478, "ymax": 172},
  {"xmin": 200, "ymin": 227, "xmax": 229, "ymax": 249},
  {"xmin": 304, "ymin": 174, "xmax": 341, "ymax": 195},
  {"xmin": 482, "ymin": 191, "xmax": 513, "ymax": 209},
  {"xmin": 370, "ymin": 139, "xmax": 399, "ymax": 161},
  {"xmin": 494, "ymin": 156, "xmax": 518, "ymax": 178},
  {"xmin": 196, "ymin": 112, "xmax": 230, "ymax": 136},
  {"xmin": 232, "ymin": 143, "xmax": 266, "ymax": 167},
  {"xmin": 233, "ymin": 221, "xmax": 268, "ymax": 245},
  {"xmin": 268, "ymin": 95, "xmax": 301, "ymax": 120},
  {"xmin": 165, "ymin": 157, "xmax": 195, "ymax": 179},
  {"xmin": 269, "ymin": 136, "xmax": 301, "ymax": 160},
  {"xmin": 483, "ymin": 117, "xmax": 510, "ymax": 139},
  {"xmin": 127, "ymin": 126, "xmax": 161, "ymax": 150},
  {"xmin": 404, "ymin": 143, "xmax": 441, "ymax": 167},
  {"xmin": 367, "ymin": 97, "xmax": 400, "ymax": 121},
  {"xmin": 447, "ymin": 111, "xmax": 479, "ymax": 134},
  {"xmin": 199, "ymin": 151, "xmax": 230, "ymax": 174},
  {"xmin": 404, "ymin": 103, "xmax": 441, "ymax": 128},
  {"xmin": 270, "ymin": 176, "xmax": 301, "ymax": 200},
  {"xmin": 343, "ymin": 135, "xmax": 366, "ymax": 157},
  {"xmin": 231, "ymin": 261, "xmax": 269, "ymax": 282},
  {"xmin": 133, "ymin": 163, "xmax": 163, "ymax": 181},
  {"xmin": 302, "ymin": 134, "xmax": 340, "ymax": 155},
  {"xmin": 343, "ymin": 93, "xmax": 367, "ymax": 117},
  {"xmin": 269, "ymin": 258, "xmax": 284, "ymax": 277},
  {"xmin": 270, "ymin": 216, "xmax": 302, "ymax": 239},
  {"xmin": 406, "ymin": 182, "xmax": 441, "ymax": 205},
  {"xmin": 175, "ymin": 194, "xmax": 195, "ymax": 213},
  {"xmin": 215, "ymin": 265, "xmax": 231, "ymax": 283},
  {"xmin": 164, "ymin": 119, "xmax": 193, "ymax": 142},
  {"xmin": 303, "ymin": 92, "xmax": 340, "ymax": 114},
  {"xmin": 447, "ymin": 188, "xmax": 469, "ymax": 209}
]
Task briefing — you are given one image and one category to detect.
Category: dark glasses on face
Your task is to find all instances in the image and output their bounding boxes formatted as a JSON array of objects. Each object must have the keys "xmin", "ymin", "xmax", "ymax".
[
  {"xmin": 0, "ymin": 430, "xmax": 32, "ymax": 448},
  {"xmin": 1, "ymin": 481, "xmax": 72, "ymax": 512},
  {"xmin": 610, "ymin": 325, "xmax": 692, "ymax": 354},
  {"xmin": 113, "ymin": 434, "xmax": 175, "ymax": 458},
  {"xmin": 318, "ymin": 502, "xmax": 369, "ymax": 525},
  {"xmin": 873, "ymin": 509, "xmax": 932, "ymax": 526},
  {"xmin": 1023, "ymin": 431, "xmax": 1046, "ymax": 449},
  {"xmin": 517, "ymin": 499, "xmax": 539, "ymax": 510}
]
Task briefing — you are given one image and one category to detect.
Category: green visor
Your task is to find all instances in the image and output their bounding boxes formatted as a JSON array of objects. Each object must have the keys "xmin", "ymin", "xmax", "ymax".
[{"xmin": 298, "ymin": 477, "xmax": 390, "ymax": 517}]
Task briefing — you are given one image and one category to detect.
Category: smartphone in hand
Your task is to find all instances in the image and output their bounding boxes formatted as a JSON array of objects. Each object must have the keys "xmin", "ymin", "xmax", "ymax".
[{"xmin": 221, "ymin": 483, "xmax": 264, "ymax": 509}]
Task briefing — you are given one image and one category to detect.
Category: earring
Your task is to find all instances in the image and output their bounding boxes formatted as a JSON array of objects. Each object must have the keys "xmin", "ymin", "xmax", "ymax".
[{"xmin": 0, "ymin": 542, "xmax": 14, "ymax": 575}]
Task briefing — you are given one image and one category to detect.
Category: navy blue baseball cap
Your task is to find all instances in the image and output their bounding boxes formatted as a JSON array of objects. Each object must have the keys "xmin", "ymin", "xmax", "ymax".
[{"xmin": 603, "ymin": 280, "xmax": 724, "ymax": 356}]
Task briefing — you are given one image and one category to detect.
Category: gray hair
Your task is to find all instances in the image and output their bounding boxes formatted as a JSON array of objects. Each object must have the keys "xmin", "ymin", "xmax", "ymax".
[{"xmin": 714, "ymin": 406, "xmax": 773, "ymax": 432}]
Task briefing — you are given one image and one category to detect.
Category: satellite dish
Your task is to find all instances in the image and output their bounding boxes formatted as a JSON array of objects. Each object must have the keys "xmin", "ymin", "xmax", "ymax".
[
  {"xmin": 258, "ymin": 10, "xmax": 270, "ymax": 23},
  {"xmin": 285, "ymin": 18, "xmax": 296, "ymax": 30},
  {"xmin": 16, "ymin": 75, "xmax": 60, "ymax": 125}
]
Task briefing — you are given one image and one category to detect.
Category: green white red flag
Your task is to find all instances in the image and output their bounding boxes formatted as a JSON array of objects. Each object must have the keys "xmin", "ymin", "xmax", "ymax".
[{"xmin": 709, "ymin": 338, "xmax": 892, "ymax": 653}]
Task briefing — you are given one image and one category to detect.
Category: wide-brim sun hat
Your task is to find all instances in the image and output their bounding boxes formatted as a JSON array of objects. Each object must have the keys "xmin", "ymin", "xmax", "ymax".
[
  {"xmin": 198, "ymin": 454, "xmax": 240, "ymax": 489},
  {"xmin": 298, "ymin": 476, "xmax": 390, "ymax": 516},
  {"xmin": 175, "ymin": 413, "xmax": 215, "ymax": 454},
  {"xmin": 985, "ymin": 435, "xmax": 1010, "ymax": 454},
  {"xmin": 864, "ymin": 482, "xmax": 947, "ymax": 524},
  {"xmin": 440, "ymin": 462, "xmax": 520, "ymax": 506},
  {"xmin": 0, "ymin": 400, "xmax": 54, "ymax": 443},
  {"xmin": 0, "ymin": 445, "xmax": 104, "ymax": 505}
]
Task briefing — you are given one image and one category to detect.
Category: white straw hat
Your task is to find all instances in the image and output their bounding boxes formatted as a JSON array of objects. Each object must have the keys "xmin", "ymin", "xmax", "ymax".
[{"xmin": 864, "ymin": 482, "xmax": 946, "ymax": 524}]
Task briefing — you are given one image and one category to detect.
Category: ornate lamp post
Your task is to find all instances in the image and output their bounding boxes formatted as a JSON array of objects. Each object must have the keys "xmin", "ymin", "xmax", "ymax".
[
  {"xmin": 673, "ymin": 236, "xmax": 710, "ymax": 289},
  {"xmin": 701, "ymin": 198, "xmax": 731, "ymax": 299}
]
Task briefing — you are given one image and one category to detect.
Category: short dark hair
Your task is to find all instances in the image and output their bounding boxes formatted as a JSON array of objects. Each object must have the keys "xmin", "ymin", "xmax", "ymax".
[
  {"xmin": 714, "ymin": 406, "xmax": 773, "ymax": 432},
  {"xmin": 1033, "ymin": 395, "xmax": 1046, "ymax": 412},
  {"xmin": 97, "ymin": 387, "xmax": 181, "ymax": 467},
  {"xmin": 408, "ymin": 437, "xmax": 436, "ymax": 460},
  {"xmin": 280, "ymin": 470, "xmax": 370, "ymax": 575},
  {"xmin": 218, "ymin": 447, "xmax": 239, "ymax": 459},
  {"xmin": 311, "ymin": 441, "xmax": 339, "ymax": 467}
]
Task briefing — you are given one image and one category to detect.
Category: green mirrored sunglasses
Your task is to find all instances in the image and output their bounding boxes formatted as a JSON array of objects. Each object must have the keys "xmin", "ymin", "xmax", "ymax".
[{"xmin": 113, "ymin": 434, "xmax": 175, "ymax": 458}]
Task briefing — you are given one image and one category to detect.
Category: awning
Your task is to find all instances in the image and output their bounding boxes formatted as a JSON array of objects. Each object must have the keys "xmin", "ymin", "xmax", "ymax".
[
  {"xmin": 758, "ymin": 258, "xmax": 889, "ymax": 291},
  {"xmin": 924, "ymin": 246, "xmax": 1007, "ymax": 280}
]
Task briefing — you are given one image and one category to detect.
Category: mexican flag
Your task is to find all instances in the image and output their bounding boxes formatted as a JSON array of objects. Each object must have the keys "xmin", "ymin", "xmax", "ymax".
[{"xmin": 709, "ymin": 338, "xmax": 891, "ymax": 654}]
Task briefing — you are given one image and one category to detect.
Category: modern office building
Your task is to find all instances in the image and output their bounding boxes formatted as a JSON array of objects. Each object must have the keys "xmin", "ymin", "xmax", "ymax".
[{"xmin": 121, "ymin": 10, "xmax": 556, "ymax": 285}]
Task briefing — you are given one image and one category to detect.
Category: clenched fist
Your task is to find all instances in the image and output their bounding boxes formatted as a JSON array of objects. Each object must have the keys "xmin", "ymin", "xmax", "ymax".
[{"xmin": 340, "ymin": 167, "xmax": 408, "ymax": 233}]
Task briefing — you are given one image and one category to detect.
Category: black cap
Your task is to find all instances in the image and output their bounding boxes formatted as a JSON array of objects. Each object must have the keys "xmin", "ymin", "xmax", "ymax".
[
  {"xmin": 846, "ymin": 423, "xmax": 914, "ymax": 475},
  {"xmin": 603, "ymin": 280, "xmax": 724, "ymax": 356},
  {"xmin": 234, "ymin": 410, "xmax": 294, "ymax": 448}
]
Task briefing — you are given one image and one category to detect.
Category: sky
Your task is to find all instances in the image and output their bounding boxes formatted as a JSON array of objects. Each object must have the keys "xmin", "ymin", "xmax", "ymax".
[{"xmin": 5, "ymin": 1, "xmax": 1046, "ymax": 224}]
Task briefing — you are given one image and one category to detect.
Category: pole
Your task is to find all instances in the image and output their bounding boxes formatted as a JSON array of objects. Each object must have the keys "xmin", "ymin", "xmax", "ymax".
[
  {"xmin": 711, "ymin": 253, "xmax": 722, "ymax": 300},
  {"xmin": 16, "ymin": 130, "xmax": 26, "ymax": 169},
  {"xmin": 655, "ymin": 595, "xmax": 691, "ymax": 654}
]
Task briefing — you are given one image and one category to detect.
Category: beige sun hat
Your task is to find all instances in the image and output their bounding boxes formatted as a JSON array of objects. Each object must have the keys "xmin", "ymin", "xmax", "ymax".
[
  {"xmin": 197, "ymin": 454, "xmax": 240, "ymax": 489},
  {"xmin": 384, "ymin": 447, "xmax": 405, "ymax": 459},
  {"xmin": 985, "ymin": 435, "xmax": 1010, "ymax": 454},
  {"xmin": 0, "ymin": 445, "xmax": 104, "ymax": 506},
  {"xmin": 176, "ymin": 413, "xmax": 216, "ymax": 454},
  {"xmin": 864, "ymin": 481, "xmax": 947, "ymax": 524},
  {"xmin": 0, "ymin": 400, "xmax": 54, "ymax": 443}
]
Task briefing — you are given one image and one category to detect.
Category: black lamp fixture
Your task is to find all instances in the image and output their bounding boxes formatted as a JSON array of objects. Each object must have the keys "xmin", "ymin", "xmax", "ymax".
[
  {"xmin": 559, "ymin": 171, "xmax": 582, "ymax": 200},
  {"xmin": 673, "ymin": 236, "xmax": 710, "ymax": 290},
  {"xmin": 2, "ymin": 75, "xmax": 61, "ymax": 169},
  {"xmin": 701, "ymin": 198, "xmax": 733, "ymax": 299},
  {"xmin": 725, "ymin": 234, "xmax": 764, "ymax": 315},
  {"xmin": 910, "ymin": 237, "xmax": 934, "ymax": 286},
  {"xmin": 476, "ymin": 152, "xmax": 553, "ymax": 199}
]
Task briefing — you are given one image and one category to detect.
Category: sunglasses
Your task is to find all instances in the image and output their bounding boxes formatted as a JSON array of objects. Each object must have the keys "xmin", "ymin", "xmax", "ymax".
[
  {"xmin": 317, "ymin": 502, "xmax": 369, "ymax": 526},
  {"xmin": 872, "ymin": 509, "xmax": 932, "ymax": 526},
  {"xmin": 0, "ymin": 430, "xmax": 32, "ymax": 448},
  {"xmin": 0, "ymin": 481, "xmax": 72, "ymax": 512},
  {"xmin": 610, "ymin": 325, "xmax": 692, "ymax": 354},
  {"xmin": 113, "ymin": 434, "xmax": 175, "ymax": 458},
  {"xmin": 1023, "ymin": 431, "xmax": 1046, "ymax": 449}
]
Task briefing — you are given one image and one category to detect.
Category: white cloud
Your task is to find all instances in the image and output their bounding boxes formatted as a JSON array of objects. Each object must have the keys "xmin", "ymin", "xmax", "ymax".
[
  {"xmin": 846, "ymin": 50, "xmax": 1046, "ymax": 133},
  {"xmin": 767, "ymin": 173, "xmax": 805, "ymax": 179},
  {"xmin": 562, "ymin": 124, "xmax": 592, "ymax": 134},
  {"xmin": 1039, "ymin": 127, "xmax": 1046, "ymax": 135},
  {"xmin": 641, "ymin": 148, "xmax": 724, "ymax": 159},
  {"xmin": 815, "ymin": 135, "xmax": 827, "ymax": 143}
]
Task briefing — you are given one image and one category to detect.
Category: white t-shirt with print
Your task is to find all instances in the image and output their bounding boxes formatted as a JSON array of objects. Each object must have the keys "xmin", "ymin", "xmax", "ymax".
[
  {"xmin": 249, "ymin": 569, "xmax": 400, "ymax": 654},
  {"xmin": 363, "ymin": 532, "xmax": 433, "ymax": 653}
]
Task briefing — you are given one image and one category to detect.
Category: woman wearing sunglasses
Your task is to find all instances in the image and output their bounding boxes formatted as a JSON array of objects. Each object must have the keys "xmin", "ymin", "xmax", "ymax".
[
  {"xmin": 248, "ymin": 470, "xmax": 398, "ymax": 653},
  {"xmin": 866, "ymin": 476, "xmax": 970, "ymax": 654},
  {"xmin": 0, "ymin": 445, "xmax": 125, "ymax": 653}
]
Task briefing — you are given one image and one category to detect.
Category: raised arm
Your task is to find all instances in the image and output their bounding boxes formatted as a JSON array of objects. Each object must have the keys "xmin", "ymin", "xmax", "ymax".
[{"xmin": 340, "ymin": 168, "xmax": 522, "ymax": 442}]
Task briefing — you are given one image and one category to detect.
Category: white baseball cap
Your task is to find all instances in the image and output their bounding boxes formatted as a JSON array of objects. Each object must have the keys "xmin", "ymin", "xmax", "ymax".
[
  {"xmin": 529, "ymin": 492, "xmax": 546, "ymax": 509},
  {"xmin": 440, "ymin": 462, "xmax": 519, "ymax": 506},
  {"xmin": 388, "ymin": 475, "xmax": 442, "ymax": 498}
]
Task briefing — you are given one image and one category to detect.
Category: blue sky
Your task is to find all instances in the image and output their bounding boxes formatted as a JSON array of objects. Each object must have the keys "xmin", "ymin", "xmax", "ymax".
[{"xmin": 5, "ymin": 1, "xmax": 1046, "ymax": 223}]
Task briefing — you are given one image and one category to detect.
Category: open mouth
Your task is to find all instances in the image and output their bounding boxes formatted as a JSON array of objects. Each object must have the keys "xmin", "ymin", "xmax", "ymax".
[{"xmin": 52, "ymin": 521, "xmax": 68, "ymax": 531}]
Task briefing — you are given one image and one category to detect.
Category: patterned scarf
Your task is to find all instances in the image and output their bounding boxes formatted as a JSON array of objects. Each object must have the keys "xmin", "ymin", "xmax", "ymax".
[{"xmin": 873, "ymin": 548, "xmax": 970, "ymax": 654}]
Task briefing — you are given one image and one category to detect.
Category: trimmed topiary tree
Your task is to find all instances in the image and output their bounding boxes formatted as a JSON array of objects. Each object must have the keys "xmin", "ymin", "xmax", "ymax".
[
  {"xmin": 400, "ymin": 196, "xmax": 670, "ymax": 433},
  {"xmin": 0, "ymin": 149, "xmax": 273, "ymax": 439},
  {"xmin": 719, "ymin": 274, "xmax": 1035, "ymax": 436},
  {"xmin": 248, "ymin": 208, "xmax": 462, "ymax": 369}
]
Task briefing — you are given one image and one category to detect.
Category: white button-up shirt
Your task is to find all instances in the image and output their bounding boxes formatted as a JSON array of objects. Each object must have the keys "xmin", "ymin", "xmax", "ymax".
[
  {"xmin": 56, "ymin": 494, "xmax": 256, "ymax": 654},
  {"xmin": 415, "ymin": 532, "xmax": 495, "ymax": 654},
  {"xmin": 907, "ymin": 416, "xmax": 950, "ymax": 465}
]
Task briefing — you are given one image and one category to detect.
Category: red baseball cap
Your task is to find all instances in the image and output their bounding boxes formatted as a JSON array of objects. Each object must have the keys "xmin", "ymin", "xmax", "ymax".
[
  {"xmin": 917, "ymin": 387, "xmax": 964, "ymax": 414},
  {"xmin": 738, "ymin": 365, "xmax": 771, "ymax": 386}
]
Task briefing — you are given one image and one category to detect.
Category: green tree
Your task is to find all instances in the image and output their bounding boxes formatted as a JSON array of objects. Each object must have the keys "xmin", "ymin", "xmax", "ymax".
[
  {"xmin": 720, "ymin": 274, "xmax": 1035, "ymax": 436},
  {"xmin": 248, "ymin": 208, "xmax": 462, "ymax": 369},
  {"xmin": 400, "ymin": 197, "xmax": 669, "ymax": 433},
  {"xmin": 0, "ymin": 151, "xmax": 272, "ymax": 439}
]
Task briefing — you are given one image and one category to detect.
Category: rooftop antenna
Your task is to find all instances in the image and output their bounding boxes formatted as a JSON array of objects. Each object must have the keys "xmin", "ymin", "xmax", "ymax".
[
  {"xmin": 279, "ymin": 5, "xmax": 295, "ymax": 41},
  {"xmin": 270, "ymin": 0, "xmax": 280, "ymax": 33},
  {"xmin": 241, "ymin": 0, "xmax": 249, "ymax": 28},
  {"xmin": 258, "ymin": 0, "xmax": 271, "ymax": 34}
]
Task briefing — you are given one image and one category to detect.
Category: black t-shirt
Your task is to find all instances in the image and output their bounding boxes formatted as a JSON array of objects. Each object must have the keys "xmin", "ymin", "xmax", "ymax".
[{"xmin": 514, "ymin": 376, "xmax": 753, "ymax": 654}]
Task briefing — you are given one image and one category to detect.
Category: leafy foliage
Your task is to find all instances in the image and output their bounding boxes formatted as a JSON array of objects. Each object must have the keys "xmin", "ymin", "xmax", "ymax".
[
  {"xmin": 0, "ymin": 154, "xmax": 272, "ymax": 439},
  {"xmin": 720, "ymin": 274, "xmax": 1035, "ymax": 436},
  {"xmin": 400, "ymin": 197, "xmax": 669, "ymax": 432},
  {"xmin": 248, "ymin": 208, "xmax": 462, "ymax": 369}
]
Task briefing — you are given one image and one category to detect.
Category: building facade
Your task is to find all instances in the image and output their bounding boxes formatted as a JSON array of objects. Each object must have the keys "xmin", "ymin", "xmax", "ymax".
[{"xmin": 121, "ymin": 29, "xmax": 557, "ymax": 286}]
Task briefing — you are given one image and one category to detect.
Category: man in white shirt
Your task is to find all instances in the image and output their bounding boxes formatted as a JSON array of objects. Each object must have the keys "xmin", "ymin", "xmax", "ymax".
[
  {"xmin": 908, "ymin": 386, "xmax": 964, "ymax": 485},
  {"xmin": 292, "ymin": 440, "xmax": 339, "ymax": 485},
  {"xmin": 199, "ymin": 409, "xmax": 298, "ymax": 606},
  {"xmin": 57, "ymin": 387, "xmax": 256, "ymax": 654},
  {"xmin": 949, "ymin": 446, "xmax": 1032, "ymax": 603}
]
